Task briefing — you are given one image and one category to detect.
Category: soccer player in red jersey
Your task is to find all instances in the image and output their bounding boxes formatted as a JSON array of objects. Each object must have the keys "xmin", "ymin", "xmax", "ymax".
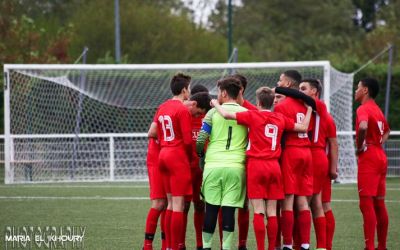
[
  {"xmin": 184, "ymin": 85, "xmax": 212, "ymax": 250},
  {"xmin": 355, "ymin": 78, "xmax": 390, "ymax": 250},
  {"xmin": 274, "ymin": 70, "xmax": 314, "ymax": 250},
  {"xmin": 143, "ymin": 128, "xmax": 167, "ymax": 250},
  {"xmin": 212, "ymin": 87, "xmax": 312, "ymax": 250},
  {"xmin": 299, "ymin": 79, "xmax": 338, "ymax": 250},
  {"xmin": 153, "ymin": 73, "xmax": 193, "ymax": 250}
]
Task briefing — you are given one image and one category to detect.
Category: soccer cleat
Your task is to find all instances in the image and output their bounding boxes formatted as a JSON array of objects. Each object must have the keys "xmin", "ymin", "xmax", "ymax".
[
  {"xmin": 196, "ymin": 247, "xmax": 203, "ymax": 250},
  {"xmin": 238, "ymin": 246, "xmax": 248, "ymax": 250},
  {"xmin": 300, "ymin": 247, "xmax": 309, "ymax": 250},
  {"xmin": 282, "ymin": 247, "xmax": 293, "ymax": 250}
]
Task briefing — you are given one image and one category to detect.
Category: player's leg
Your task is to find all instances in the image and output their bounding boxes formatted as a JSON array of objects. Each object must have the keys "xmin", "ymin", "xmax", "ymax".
[
  {"xmin": 221, "ymin": 206, "xmax": 237, "ymax": 250},
  {"xmin": 238, "ymin": 200, "xmax": 250, "ymax": 250},
  {"xmin": 280, "ymin": 194, "xmax": 294, "ymax": 250},
  {"xmin": 181, "ymin": 197, "xmax": 191, "ymax": 249},
  {"xmin": 322, "ymin": 173, "xmax": 334, "ymax": 250},
  {"xmin": 191, "ymin": 166, "xmax": 205, "ymax": 250},
  {"xmin": 359, "ymin": 195, "xmax": 376, "ymax": 250},
  {"xmin": 295, "ymin": 196, "xmax": 311, "ymax": 250},
  {"xmin": 221, "ymin": 167, "xmax": 246, "ymax": 250},
  {"xmin": 275, "ymin": 201, "xmax": 282, "ymax": 250},
  {"xmin": 322, "ymin": 202, "xmax": 334, "ymax": 250},
  {"xmin": 143, "ymin": 199, "xmax": 166, "ymax": 250},
  {"xmin": 266, "ymin": 199, "xmax": 278, "ymax": 250},
  {"xmin": 374, "ymin": 171, "xmax": 388, "ymax": 250},
  {"xmin": 193, "ymin": 200, "xmax": 205, "ymax": 250},
  {"xmin": 202, "ymin": 168, "xmax": 223, "ymax": 250},
  {"xmin": 203, "ymin": 202, "xmax": 220, "ymax": 250},
  {"xmin": 250, "ymin": 199, "xmax": 266, "ymax": 250},
  {"xmin": 310, "ymin": 193, "xmax": 326, "ymax": 250}
]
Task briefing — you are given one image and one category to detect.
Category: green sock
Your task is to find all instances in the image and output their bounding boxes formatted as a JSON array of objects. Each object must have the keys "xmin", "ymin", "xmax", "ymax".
[
  {"xmin": 202, "ymin": 231, "xmax": 213, "ymax": 248},
  {"xmin": 222, "ymin": 230, "xmax": 234, "ymax": 250}
]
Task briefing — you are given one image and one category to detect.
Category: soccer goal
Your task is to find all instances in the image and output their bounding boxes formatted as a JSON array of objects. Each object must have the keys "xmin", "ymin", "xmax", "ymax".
[{"xmin": 3, "ymin": 62, "xmax": 356, "ymax": 184}]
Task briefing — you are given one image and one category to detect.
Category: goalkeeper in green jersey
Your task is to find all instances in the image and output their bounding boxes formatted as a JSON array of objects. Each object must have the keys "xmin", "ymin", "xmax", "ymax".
[{"xmin": 196, "ymin": 77, "xmax": 248, "ymax": 250}]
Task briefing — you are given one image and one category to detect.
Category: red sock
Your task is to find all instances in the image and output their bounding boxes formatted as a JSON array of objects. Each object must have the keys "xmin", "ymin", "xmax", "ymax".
[
  {"xmin": 194, "ymin": 209, "xmax": 204, "ymax": 248},
  {"xmin": 359, "ymin": 196, "xmax": 376, "ymax": 250},
  {"xmin": 324, "ymin": 210, "xmax": 335, "ymax": 250},
  {"xmin": 267, "ymin": 216, "xmax": 278, "ymax": 250},
  {"xmin": 181, "ymin": 209, "xmax": 188, "ymax": 248},
  {"xmin": 374, "ymin": 199, "xmax": 388, "ymax": 250},
  {"xmin": 280, "ymin": 210, "xmax": 294, "ymax": 245},
  {"xmin": 293, "ymin": 212, "xmax": 300, "ymax": 249},
  {"xmin": 218, "ymin": 208, "xmax": 223, "ymax": 247},
  {"xmin": 143, "ymin": 208, "xmax": 162, "ymax": 249},
  {"xmin": 160, "ymin": 210, "xmax": 167, "ymax": 250},
  {"xmin": 253, "ymin": 213, "xmax": 265, "ymax": 250},
  {"xmin": 165, "ymin": 210, "xmax": 173, "ymax": 249},
  {"xmin": 313, "ymin": 216, "xmax": 327, "ymax": 249},
  {"xmin": 298, "ymin": 210, "xmax": 311, "ymax": 245},
  {"xmin": 238, "ymin": 208, "xmax": 250, "ymax": 248},
  {"xmin": 171, "ymin": 211, "xmax": 184, "ymax": 250},
  {"xmin": 275, "ymin": 205, "xmax": 281, "ymax": 248}
]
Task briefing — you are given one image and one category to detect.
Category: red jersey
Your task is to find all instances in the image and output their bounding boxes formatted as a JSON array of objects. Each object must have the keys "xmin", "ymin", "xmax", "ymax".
[
  {"xmin": 274, "ymin": 97, "xmax": 312, "ymax": 147},
  {"xmin": 311, "ymin": 100, "xmax": 337, "ymax": 148},
  {"xmin": 242, "ymin": 99, "xmax": 258, "ymax": 110},
  {"xmin": 236, "ymin": 110, "xmax": 295, "ymax": 159},
  {"xmin": 191, "ymin": 114, "xmax": 204, "ymax": 163},
  {"xmin": 153, "ymin": 99, "xmax": 192, "ymax": 148},
  {"xmin": 356, "ymin": 99, "xmax": 389, "ymax": 147}
]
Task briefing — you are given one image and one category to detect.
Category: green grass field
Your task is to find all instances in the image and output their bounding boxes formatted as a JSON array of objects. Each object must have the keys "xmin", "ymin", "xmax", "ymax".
[{"xmin": 0, "ymin": 168, "xmax": 399, "ymax": 249}]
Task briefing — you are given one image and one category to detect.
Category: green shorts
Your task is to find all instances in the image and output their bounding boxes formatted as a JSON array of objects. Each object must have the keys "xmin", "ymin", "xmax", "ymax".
[{"xmin": 201, "ymin": 167, "xmax": 246, "ymax": 208}]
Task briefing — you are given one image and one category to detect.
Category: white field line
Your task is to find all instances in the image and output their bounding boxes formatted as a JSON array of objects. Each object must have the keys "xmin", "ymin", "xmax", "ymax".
[{"xmin": 0, "ymin": 196, "xmax": 399, "ymax": 203}]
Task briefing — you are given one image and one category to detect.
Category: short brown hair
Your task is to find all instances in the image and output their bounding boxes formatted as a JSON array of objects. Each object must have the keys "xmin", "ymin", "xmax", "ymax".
[
  {"xmin": 231, "ymin": 73, "xmax": 248, "ymax": 92},
  {"xmin": 256, "ymin": 87, "xmax": 274, "ymax": 109},
  {"xmin": 170, "ymin": 73, "xmax": 191, "ymax": 95},
  {"xmin": 217, "ymin": 77, "xmax": 241, "ymax": 99}
]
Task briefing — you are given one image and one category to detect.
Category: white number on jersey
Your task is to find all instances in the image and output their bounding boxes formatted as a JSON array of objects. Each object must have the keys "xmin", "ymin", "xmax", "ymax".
[
  {"xmin": 377, "ymin": 121, "xmax": 384, "ymax": 143},
  {"xmin": 296, "ymin": 113, "xmax": 308, "ymax": 138},
  {"xmin": 265, "ymin": 124, "xmax": 278, "ymax": 150},
  {"xmin": 158, "ymin": 115, "xmax": 175, "ymax": 141}
]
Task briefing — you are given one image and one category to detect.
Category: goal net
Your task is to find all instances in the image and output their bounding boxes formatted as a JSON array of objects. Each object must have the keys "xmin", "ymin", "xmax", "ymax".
[{"xmin": 3, "ymin": 62, "xmax": 356, "ymax": 184}]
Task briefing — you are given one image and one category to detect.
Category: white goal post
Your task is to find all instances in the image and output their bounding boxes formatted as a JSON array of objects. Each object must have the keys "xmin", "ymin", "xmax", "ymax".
[{"xmin": 3, "ymin": 61, "xmax": 356, "ymax": 184}]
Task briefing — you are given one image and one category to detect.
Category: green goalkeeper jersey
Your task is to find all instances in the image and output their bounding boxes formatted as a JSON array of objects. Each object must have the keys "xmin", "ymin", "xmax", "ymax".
[{"xmin": 197, "ymin": 102, "xmax": 248, "ymax": 169}]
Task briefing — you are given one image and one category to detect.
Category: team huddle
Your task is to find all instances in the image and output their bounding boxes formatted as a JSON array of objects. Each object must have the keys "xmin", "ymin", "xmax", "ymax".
[{"xmin": 142, "ymin": 71, "xmax": 390, "ymax": 250}]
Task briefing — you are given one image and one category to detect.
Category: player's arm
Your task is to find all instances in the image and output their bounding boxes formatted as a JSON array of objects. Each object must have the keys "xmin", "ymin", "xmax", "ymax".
[
  {"xmin": 275, "ymin": 87, "xmax": 317, "ymax": 111},
  {"xmin": 147, "ymin": 122, "xmax": 158, "ymax": 138},
  {"xmin": 210, "ymin": 99, "xmax": 236, "ymax": 120},
  {"xmin": 328, "ymin": 137, "xmax": 339, "ymax": 179},
  {"xmin": 196, "ymin": 109, "xmax": 215, "ymax": 156},
  {"xmin": 356, "ymin": 121, "xmax": 368, "ymax": 154},
  {"xmin": 382, "ymin": 130, "xmax": 390, "ymax": 143},
  {"xmin": 179, "ymin": 109, "xmax": 194, "ymax": 161},
  {"xmin": 293, "ymin": 106, "xmax": 313, "ymax": 132}
]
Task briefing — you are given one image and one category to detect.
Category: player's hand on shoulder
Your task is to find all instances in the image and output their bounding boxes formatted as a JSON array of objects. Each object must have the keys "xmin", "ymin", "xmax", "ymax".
[{"xmin": 210, "ymin": 99, "xmax": 219, "ymax": 107}]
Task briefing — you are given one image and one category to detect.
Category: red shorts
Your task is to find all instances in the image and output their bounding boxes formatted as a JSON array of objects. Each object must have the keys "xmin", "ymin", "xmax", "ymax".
[
  {"xmin": 246, "ymin": 158, "xmax": 284, "ymax": 200},
  {"xmin": 321, "ymin": 174, "xmax": 332, "ymax": 203},
  {"xmin": 280, "ymin": 146, "xmax": 313, "ymax": 196},
  {"xmin": 357, "ymin": 146, "xmax": 387, "ymax": 197},
  {"xmin": 159, "ymin": 147, "xmax": 192, "ymax": 197},
  {"xmin": 311, "ymin": 148, "xmax": 329, "ymax": 194},
  {"xmin": 147, "ymin": 139, "xmax": 166, "ymax": 199}
]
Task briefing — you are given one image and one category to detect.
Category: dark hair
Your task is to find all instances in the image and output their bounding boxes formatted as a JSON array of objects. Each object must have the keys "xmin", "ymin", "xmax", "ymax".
[
  {"xmin": 190, "ymin": 92, "xmax": 212, "ymax": 112},
  {"xmin": 283, "ymin": 70, "xmax": 302, "ymax": 88},
  {"xmin": 170, "ymin": 73, "xmax": 191, "ymax": 95},
  {"xmin": 256, "ymin": 87, "xmax": 274, "ymax": 109},
  {"xmin": 301, "ymin": 78, "xmax": 322, "ymax": 97},
  {"xmin": 190, "ymin": 84, "xmax": 209, "ymax": 95},
  {"xmin": 231, "ymin": 73, "xmax": 248, "ymax": 92},
  {"xmin": 360, "ymin": 78, "xmax": 379, "ymax": 98},
  {"xmin": 217, "ymin": 77, "xmax": 241, "ymax": 99}
]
